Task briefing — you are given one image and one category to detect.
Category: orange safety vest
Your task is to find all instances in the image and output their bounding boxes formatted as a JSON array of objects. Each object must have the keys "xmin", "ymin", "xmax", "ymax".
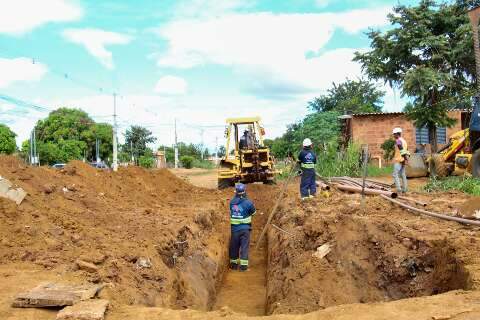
[{"xmin": 394, "ymin": 137, "xmax": 409, "ymax": 163}]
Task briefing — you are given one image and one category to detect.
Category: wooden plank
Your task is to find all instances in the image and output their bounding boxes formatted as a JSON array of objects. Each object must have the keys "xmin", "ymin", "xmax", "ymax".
[
  {"xmin": 57, "ymin": 299, "xmax": 109, "ymax": 320},
  {"xmin": 12, "ymin": 283, "xmax": 102, "ymax": 308}
]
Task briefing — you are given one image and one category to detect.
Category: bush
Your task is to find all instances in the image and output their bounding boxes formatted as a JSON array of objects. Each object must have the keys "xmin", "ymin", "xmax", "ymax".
[
  {"xmin": 316, "ymin": 142, "xmax": 362, "ymax": 177},
  {"xmin": 192, "ymin": 159, "xmax": 215, "ymax": 169},
  {"xmin": 424, "ymin": 176, "xmax": 480, "ymax": 196},
  {"xmin": 381, "ymin": 138, "xmax": 395, "ymax": 161},
  {"xmin": 180, "ymin": 156, "xmax": 195, "ymax": 169},
  {"xmin": 139, "ymin": 155, "xmax": 155, "ymax": 168}
]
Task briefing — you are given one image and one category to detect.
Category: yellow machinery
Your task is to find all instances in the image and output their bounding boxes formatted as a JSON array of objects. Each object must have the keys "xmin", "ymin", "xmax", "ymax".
[
  {"xmin": 429, "ymin": 127, "xmax": 479, "ymax": 177},
  {"xmin": 218, "ymin": 117, "xmax": 277, "ymax": 189}
]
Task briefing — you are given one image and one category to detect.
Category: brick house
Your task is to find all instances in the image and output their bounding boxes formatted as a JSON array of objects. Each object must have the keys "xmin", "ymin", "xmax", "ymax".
[{"xmin": 340, "ymin": 110, "xmax": 471, "ymax": 165}]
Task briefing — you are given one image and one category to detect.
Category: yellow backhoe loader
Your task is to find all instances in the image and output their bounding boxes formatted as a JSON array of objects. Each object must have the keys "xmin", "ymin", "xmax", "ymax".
[{"xmin": 217, "ymin": 117, "xmax": 277, "ymax": 189}]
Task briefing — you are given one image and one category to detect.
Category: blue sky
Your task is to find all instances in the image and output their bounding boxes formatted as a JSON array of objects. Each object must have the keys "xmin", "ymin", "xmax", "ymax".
[{"xmin": 0, "ymin": 0, "xmax": 419, "ymax": 149}]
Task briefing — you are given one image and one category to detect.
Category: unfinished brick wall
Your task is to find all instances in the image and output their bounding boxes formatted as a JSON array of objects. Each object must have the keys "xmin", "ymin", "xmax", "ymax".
[{"xmin": 351, "ymin": 111, "xmax": 464, "ymax": 160}]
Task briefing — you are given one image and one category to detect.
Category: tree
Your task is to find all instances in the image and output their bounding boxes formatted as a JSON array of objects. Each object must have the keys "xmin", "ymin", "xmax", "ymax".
[
  {"xmin": 0, "ymin": 124, "xmax": 17, "ymax": 154},
  {"xmin": 217, "ymin": 145, "xmax": 226, "ymax": 158},
  {"xmin": 268, "ymin": 111, "xmax": 341, "ymax": 158},
  {"xmin": 91, "ymin": 123, "xmax": 113, "ymax": 162},
  {"xmin": 124, "ymin": 125, "xmax": 157, "ymax": 162},
  {"xmin": 308, "ymin": 78, "xmax": 385, "ymax": 114},
  {"xmin": 354, "ymin": 0, "xmax": 477, "ymax": 151}
]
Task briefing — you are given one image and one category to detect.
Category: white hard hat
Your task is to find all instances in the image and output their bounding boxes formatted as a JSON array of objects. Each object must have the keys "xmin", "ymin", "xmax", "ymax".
[
  {"xmin": 303, "ymin": 138, "xmax": 312, "ymax": 147},
  {"xmin": 392, "ymin": 127, "xmax": 402, "ymax": 134}
]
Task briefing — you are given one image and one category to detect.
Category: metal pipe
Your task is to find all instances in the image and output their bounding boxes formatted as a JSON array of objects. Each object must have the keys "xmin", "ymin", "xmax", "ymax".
[
  {"xmin": 397, "ymin": 196, "xmax": 428, "ymax": 207},
  {"xmin": 380, "ymin": 194, "xmax": 480, "ymax": 226},
  {"xmin": 335, "ymin": 184, "xmax": 398, "ymax": 198}
]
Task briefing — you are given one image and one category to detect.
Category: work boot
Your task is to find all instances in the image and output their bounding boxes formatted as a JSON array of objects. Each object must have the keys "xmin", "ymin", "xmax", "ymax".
[
  {"xmin": 230, "ymin": 262, "xmax": 238, "ymax": 270},
  {"xmin": 239, "ymin": 265, "xmax": 248, "ymax": 272}
]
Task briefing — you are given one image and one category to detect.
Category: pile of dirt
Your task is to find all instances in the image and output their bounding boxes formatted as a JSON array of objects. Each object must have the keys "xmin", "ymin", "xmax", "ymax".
[
  {"xmin": 265, "ymin": 186, "xmax": 479, "ymax": 315},
  {"xmin": 0, "ymin": 156, "xmax": 230, "ymax": 310}
]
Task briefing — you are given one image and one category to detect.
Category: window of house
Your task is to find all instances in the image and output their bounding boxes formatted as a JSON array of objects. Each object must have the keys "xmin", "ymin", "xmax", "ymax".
[{"xmin": 415, "ymin": 126, "xmax": 447, "ymax": 144}]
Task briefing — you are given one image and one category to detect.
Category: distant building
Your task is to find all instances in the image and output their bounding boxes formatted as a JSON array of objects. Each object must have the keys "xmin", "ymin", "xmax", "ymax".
[{"xmin": 339, "ymin": 110, "xmax": 471, "ymax": 165}]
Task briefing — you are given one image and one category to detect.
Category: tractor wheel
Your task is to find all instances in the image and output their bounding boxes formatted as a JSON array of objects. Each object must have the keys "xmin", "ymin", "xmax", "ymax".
[
  {"xmin": 472, "ymin": 149, "xmax": 480, "ymax": 178},
  {"xmin": 429, "ymin": 154, "xmax": 449, "ymax": 178},
  {"xmin": 218, "ymin": 178, "xmax": 234, "ymax": 190}
]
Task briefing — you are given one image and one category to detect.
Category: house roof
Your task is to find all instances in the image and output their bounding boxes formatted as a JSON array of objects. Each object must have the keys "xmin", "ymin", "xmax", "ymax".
[{"xmin": 347, "ymin": 109, "xmax": 471, "ymax": 117}]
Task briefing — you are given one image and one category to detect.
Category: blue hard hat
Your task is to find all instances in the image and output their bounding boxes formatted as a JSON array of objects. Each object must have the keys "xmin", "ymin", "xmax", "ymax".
[{"xmin": 235, "ymin": 183, "xmax": 246, "ymax": 194}]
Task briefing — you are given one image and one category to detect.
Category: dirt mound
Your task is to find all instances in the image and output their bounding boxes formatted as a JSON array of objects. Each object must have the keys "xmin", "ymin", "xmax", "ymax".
[
  {"xmin": 265, "ymin": 187, "xmax": 478, "ymax": 315},
  {"xmin": 0, "ymin": 156, "xmax": 230, "ymax": 310}
]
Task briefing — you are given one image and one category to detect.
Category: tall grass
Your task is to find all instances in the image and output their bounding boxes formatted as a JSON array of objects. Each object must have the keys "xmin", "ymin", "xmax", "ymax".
[
  {"xmin": 424, "ymin": 176, "xmax": 480, "ymax": 196},
  {"xmin": 316, "ymin": 143, "xmax": 362, "ymax": 177}
]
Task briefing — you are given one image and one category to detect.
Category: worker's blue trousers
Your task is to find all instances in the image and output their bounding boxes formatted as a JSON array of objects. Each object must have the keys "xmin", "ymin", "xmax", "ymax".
[
  {"xmin": 229, "ymin": 229, "xmax": 250, "ymax": 267},
  {"xmin": 300, "ymin": 169, "xmax": 317, "ymax": 198}
]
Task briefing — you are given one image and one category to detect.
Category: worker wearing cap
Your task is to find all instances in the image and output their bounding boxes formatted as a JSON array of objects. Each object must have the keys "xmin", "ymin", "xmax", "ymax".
[
  {"xmin": 298, "ymin": 138, "xmax": 317, "ymax": 200},
  {"xmin": 392, "ymin": 127, "xmax": 410, "ymax": 194},
  {"xmin": 229, "ymin": 183, "xmax": 256, "ymax": 271}
]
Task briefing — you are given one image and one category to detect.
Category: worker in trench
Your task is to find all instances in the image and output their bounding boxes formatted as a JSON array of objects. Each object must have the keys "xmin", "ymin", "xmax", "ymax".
[
  {"xmin": 229, "ymin": 183, "xmax": 256, "ymax": 272},
  {"xmin": 298, "ymin": 138, "xmax": 317, "ymax": 200},
  {"xmin": 392, "ymin": 127, "xmax": 410, "ymax": 194}
]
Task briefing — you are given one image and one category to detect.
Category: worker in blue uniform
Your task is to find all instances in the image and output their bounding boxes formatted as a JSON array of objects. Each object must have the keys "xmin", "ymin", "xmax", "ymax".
[
  {"xmin": 229, "ymin": 183, "xmax": 256, "ymax": 271},
  {"xmin": 298, "ymin": 138, "xmax": 317, "ymax": 200}
]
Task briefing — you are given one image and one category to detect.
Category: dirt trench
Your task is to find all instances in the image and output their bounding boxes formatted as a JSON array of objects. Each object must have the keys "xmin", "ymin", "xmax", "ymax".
[{"xmin": 1, "ymin": 159, "xmax": 479, "ymax": 320}]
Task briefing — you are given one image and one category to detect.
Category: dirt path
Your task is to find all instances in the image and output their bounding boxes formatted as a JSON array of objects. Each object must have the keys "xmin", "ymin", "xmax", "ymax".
[{"xmin": 214, "ymin": 244, "xmax": 267, "ymax": 316}]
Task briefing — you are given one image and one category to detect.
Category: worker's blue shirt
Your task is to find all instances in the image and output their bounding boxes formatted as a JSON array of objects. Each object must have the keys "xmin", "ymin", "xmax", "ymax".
[
  {"xmin": 230, "ymin": 196, "xmax": 256, "ymax": 232},
  {"xmin": 298, "ymin": 148, "xmax": 317, "ymax": 170}
]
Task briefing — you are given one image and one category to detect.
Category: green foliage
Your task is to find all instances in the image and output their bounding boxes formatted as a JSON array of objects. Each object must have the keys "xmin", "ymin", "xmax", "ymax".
[
  {"xmin": 367, "ymin": 165, "xmax": 393, "ymax": 177},
  {"xmin": 381, "ymin": 138, "xmax": 396, "ymax": 161},
  {"xmin": 0, "ymin": 124, "xmax": 17, "ymax": 154},
  {"xmin": 180, "ymin": 155, "xmax": 195, "ymax": 169},
  {"xmin": 124, "ymin": 125, "xmax": 157, "ymax": 161},
  {"xmin": 269, "ymin": 111, "xmax": 341, "ymax": 159},
  {"xmin": 23, "ymin": 139, "xmax": 86, "ymax": 164},
  {"xmin": 217, "ymin": 145, "xmax": 226, "ymax": 158},
  {"xmin": 192, "ymin": 159, "xmax": 215, "ymax": 169},
  {"xmin": 354, "ymin": 0, "xmax": 475, "ymax": 150},
  {"xmin": 158, "ymin": 143, "xmax": 206, "ymax": 164},
  {"xmin": 138, "ymin": 155, "xmax": 155, "ymax": 168},
  {"xmin": 316, "ymin": 142, "xmax": 362, "ymax": 177},
  {"xmin": 25, "ymin": 108, "xmax": 113, "ymax": 164},
  {"xmin": 308, "ymin": 78, "xmax": 385, "ymax": 114},
  {"xmin": 424, "ymin": 176, "xmax": 480, "ymax": 196}
]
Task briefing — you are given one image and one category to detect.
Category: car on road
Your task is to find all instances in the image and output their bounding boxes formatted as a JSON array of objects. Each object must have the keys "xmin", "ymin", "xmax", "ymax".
[
  {"xmin": 90, "ymin": 161, "xmax": 109, "ymax": 169},
  {"xmin": 51, "ymin": 163, "xmax": 66, "ymax": 169}
]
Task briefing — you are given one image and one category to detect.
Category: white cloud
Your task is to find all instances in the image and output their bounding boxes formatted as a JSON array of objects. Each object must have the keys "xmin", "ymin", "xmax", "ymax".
[
  {"xmin": 0, "ymin": 57, "xmax": 48, "ymax": 88},
  {"xmin": 0, "ymin": 0, "xmax": 82, "ymax": 35},
  {"xmin": 154, "ymin": 76, "xmax": 188, "ymax": 95},
  {"xmin": 62, "ymin": 28, "xmax": 132, "ymax": 69},
  {"xmin": 154, "ymin": 8, "xmax": 390, "ymax": 97}
]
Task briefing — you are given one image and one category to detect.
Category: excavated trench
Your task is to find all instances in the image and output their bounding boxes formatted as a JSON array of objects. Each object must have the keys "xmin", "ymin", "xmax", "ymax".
[{"xmin": 179, "ymin": 187, "xmax": 472, "ymax": 317}]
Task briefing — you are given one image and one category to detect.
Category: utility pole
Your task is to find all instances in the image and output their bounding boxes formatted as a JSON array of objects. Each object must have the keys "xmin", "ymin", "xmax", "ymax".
[
  {"xmin": 96, "ymin": 138, "xmax": 100, "ymax": 163},
  {"xmin": 29, "ymin": 130, "xmax": 33, "ymax": 165},
  {"xmin": 112, "ymin": 93, "xmax": 118, "ymax": 171},
  {"xmin": 174, "ymin": 118, "xmax": 179, "ymax": 168},
  {"xmin": 215, "ymin": 136, "xmax": 219, "ymax": 165},
  {"xmin": 200, "ymin": 128, "xmax": 205, "ymax": 160},
  {"xmin": 130, "ymin": 140, "xmax": 134, "ymax": 163}
]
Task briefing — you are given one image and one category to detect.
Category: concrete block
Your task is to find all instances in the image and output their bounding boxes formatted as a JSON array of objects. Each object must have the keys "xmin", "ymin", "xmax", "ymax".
[
  {"xmin": 56, "ymin": 299, "xmax": 109, "ymax": 320},
  {"xmin": 0, "ymin": 177, "xmax": 26, "ymax": 205},
  {"xmin": 12, "ymin": 283, "xmax": 102, "ymax": 308}
]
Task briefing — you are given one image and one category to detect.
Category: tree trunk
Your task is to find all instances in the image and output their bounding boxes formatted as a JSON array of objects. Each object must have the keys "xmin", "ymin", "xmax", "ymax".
[{"xmin": 429, "ymin": 124, "xmax": 438, "ymax": 153}]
